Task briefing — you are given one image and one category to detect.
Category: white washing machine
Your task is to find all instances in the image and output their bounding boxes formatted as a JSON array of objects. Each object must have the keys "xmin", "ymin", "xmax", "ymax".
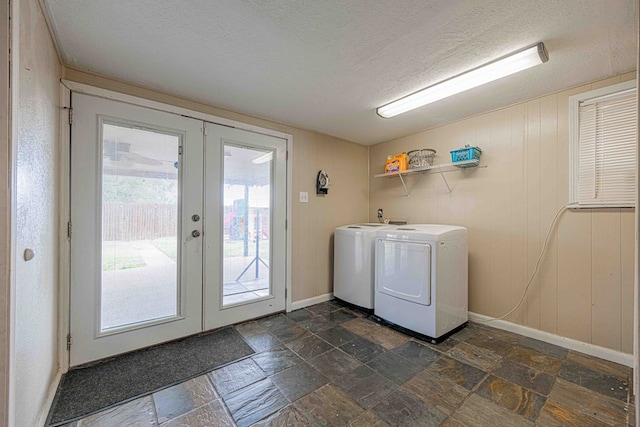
[
  {"xmin": 334, "ymin": 223, "xmax": 391, "ymax": 310},
  {"xmin": 374, "ymin": 224, "xmax": 468, "ymax": 341}
]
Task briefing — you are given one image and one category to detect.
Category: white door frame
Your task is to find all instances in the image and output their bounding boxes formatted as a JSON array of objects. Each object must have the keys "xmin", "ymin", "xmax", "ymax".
[{"xmin": 58, "ymin": 80, "xmax": 293, "ymax": 373}]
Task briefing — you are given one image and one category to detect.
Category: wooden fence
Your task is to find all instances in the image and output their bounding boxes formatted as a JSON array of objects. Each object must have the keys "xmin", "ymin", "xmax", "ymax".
[{"xmin": 102, "ymin": 203, "xmax": 177, "ymax": 241}]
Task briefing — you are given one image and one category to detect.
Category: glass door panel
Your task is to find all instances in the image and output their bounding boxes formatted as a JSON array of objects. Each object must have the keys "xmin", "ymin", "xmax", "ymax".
[
  {"xmin": 70, "ymin": 93, "xmax": 203, "ymax": 366},
  {"xmin": 222, "ymin": 145, "xmax": 272, "ymax": 307},
  {"xmin": 100, "ymin": 123, "xmax": 180, "ymax": 331},
  {"xmin": 204, "ymin": 122, "xmax": 286, "ymax": 330}
]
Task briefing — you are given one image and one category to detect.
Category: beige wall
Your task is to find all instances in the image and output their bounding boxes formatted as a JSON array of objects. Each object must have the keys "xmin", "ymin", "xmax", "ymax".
[
  {"xmin": 14, "ymin": 0, "xmax": 62, "ymax": 425},
  {"xmin": 63, "ymin": 68, "xmax": 370, "ymax": 304},
  {"xmin": 370, "ymin": 72, "xmax": 636, "ymax": 354}
]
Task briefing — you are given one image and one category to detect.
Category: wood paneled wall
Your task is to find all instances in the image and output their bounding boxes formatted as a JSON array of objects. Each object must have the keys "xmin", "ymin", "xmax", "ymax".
[{"xmin": 369, "ymin": 72, "xmax": 636, "ymax": 354}]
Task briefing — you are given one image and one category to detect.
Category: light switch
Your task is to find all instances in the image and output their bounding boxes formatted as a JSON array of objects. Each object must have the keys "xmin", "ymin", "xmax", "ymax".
[{"xmin": 299, "ymin": 192, "xmax": 309, "ymax": 203}]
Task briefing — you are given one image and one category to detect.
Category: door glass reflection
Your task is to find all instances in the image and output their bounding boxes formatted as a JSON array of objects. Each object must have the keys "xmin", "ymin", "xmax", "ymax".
[
  {"xmin": 100, "ymin": 123, "xmax": 180, "ymax": 331},
  {"xmin": 222, "ymin": 145, "xmax": 272, "ymax": 306}
]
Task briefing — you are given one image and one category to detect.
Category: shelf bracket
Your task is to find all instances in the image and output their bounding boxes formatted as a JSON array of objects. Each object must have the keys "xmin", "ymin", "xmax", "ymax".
[
  {"xmin": 437, "ymin": 166, "xmax": 453, "ymax": 193},
  {"xmin": 397, "ymin": 173, "xmax": 409, "ymax": 196}
]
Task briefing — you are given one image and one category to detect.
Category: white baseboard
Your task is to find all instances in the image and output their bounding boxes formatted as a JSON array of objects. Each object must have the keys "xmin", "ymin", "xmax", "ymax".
[
  {"xmin": 469, "ymin": 312, "xmax": 634, "ymax": 367},
  {"xmin": 37, "ymin": 368, "xmax": 62, "ymax": 427},
  {"xmin": 290, "ymin": 293, "xmax": 334, "ymax": 311}
]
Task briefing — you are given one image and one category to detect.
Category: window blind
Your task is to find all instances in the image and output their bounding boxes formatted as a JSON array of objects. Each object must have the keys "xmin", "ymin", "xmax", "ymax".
[{"xmin": 577, "ymin": 88, "xmax": 637, "ymax": 207}]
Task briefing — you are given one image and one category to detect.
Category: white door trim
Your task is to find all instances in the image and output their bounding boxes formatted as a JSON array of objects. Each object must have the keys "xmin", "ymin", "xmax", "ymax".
[
  {"xmin": 58, "ymin": 83, "xmax": 71, "ymax": 373},
  {"xmin": 57, "ymin": 81, "xmax": 293, "ymax": 369},
  {"xmin": 60, "ymin": 80, "xmax": 291, "ymax": 141}
]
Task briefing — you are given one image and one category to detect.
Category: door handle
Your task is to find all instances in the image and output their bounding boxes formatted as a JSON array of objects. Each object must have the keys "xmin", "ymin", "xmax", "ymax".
[{"xmin": 192, "ymin": 230, "xmax": 201, "ymax": 238}]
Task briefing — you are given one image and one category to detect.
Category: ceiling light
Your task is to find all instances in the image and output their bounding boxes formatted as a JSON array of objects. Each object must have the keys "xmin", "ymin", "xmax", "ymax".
[
  {"xmin": 377, "ymin": 42, "xmax": 549, "ymax": 118},
  {"xmin": 251, "ymin": 152, "xmax": 272, "ymax": 164}
]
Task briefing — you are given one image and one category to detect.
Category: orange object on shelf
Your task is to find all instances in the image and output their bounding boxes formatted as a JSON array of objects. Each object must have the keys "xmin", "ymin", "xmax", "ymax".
[{"xmin": 385, "ymin": 153, "xmax": 407, "ymax": 173}]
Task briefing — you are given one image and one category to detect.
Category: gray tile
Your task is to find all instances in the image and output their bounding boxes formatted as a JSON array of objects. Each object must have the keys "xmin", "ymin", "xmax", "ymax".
[
  {"xmin": 350, "ymin": 410, "xmax": 391, "ymax": 427},
  {"xmin": 250, "ymin": 405, "xmax": 308, "ymax": 426},
  {"xmin": 208, "ymin": 358, "xmax": 266, "ymax": 397},
  {"xmin": 252, "ymin": 346, "xmax": 302, "ymax": 375},
  {"xmin": 75, "ymin": 396, "xmax": 157, "ymax": 427},
  {"xmin": 243, "ymin": 332, "xmax": 282, "ymax": 352},
  {"xmin": 286, "ymin": 334, "xmax": 332, "ymax": 360},
  {"xmin": 306, "ymin": 301, "xmax": 341, "ymax": 315},
  {"xmin": 292, "ymin": 384, "xmax": 363, "ymax": 426},
  {"xmin": 271, "ymin": 362, "xmax": 329, "ymax": 401},
  {"xmin": 316, "ymin": 326, "xmax": 359, "ymax": 347},
  {"xmin": 392, "ymin": 340, "xmax": 440, "ymax": 367},
  {"xmin": 162, "ymin": 399, "xmax": 234, "ymax": 427},
  {"xmin": 494, "ymin": 360, "xmax": 555, "ymax": 396},
  {"xmin": 234, "ymin": 320, "xmax": 266, "ymax": 337},
  {"xmin": 416, "ymin": 335, "xmax": 459, "ymax": 352},
  {"xmin": 464, "ymin": 332, "xmax": 514, "ymax": 357},
  {"xmin": 286, "ymin": 308, "xmax": 315, "ymax": 323},
  {"xmin": 339, "ymin": 336, "xmax": 386, "ymax": 363},
  {"xmin": 536, "ymin": 399, "xmax": 608, "ymax": 427},
  {"xmin": 322, "ymin": 308, "xmax": 358, "ymax": 324},
  {"xmin": 518, "ymin": 336, "xmax": 568, "ymax": 360},
  {"xmin": 566, "ymin": 351, "xmax": 632, "ymax": 381},
  {"xmin": 257, "ymin": 314, "xmax": 293, "ymax": 332},
  {"xmin": 308, "ymin": 348, "xmax": 363, "ymax": 380},
  {"xmin": 559, "ymin": 360, "xmax": 630, "ymax": 401},
  {"xmin": 448, "ymin": 341, "xmax": 503, "ymax": 372},
  {"xmin": 153, "ymin": 375, "xmax": 217, "ymax": 423},
  {"xmin": 333, "ymin": 365, "xmax": 397, "ymax": 408},
  {"xmin": 403, "ymin": 370, "xmax": 470, "ymax": 415},
  {"xmin": 367, "ymin": 351, "xmax": 422, "ymax": 384},
  {"xmin": 476, "ymin": 375, "xmax": 547, "ymax": 422},
  {"xmin": 428, "ymin": 355, "xmax": 487, "ymax": 390},
  {"xmin": 472, "ymin": 324, "xmax": 522, "ymax": 345},
  {"xmin": 222, "ymin": 378, "xmax": 288, "ymax": 427},
  {"xmin": 549, "ymin": 378, "xmax": 633, "ymax": 426},
  {"xmin": 268, "ymin": 323, "xmax": 310, "ymax": 343},
  {"xmin": 449, "ymin": 323, "xmax": 482, "ymax": 341},
  {"xmin": 298, "ymin": 316, "xmax": 336, "ymax": 333},
  {"xmin": 450, "ymin": 393, "xmax": 533, "ymax": 427},
  {"xmin": 343, "ymin": 317, "xmax": 410, "ymax": 349},
  {"xmin": 506, "ymin": 346, "xmax": 563, "ymax": 375},
  {"xmin": 371, "ymin": 388, "xmax": 447, "ymax": 426}
]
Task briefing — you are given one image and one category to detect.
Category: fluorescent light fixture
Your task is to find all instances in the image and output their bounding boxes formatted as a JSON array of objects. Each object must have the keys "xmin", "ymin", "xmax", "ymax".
[
  {"xmin": 377, "ymin": 42, "xmax": 549, "ymax": 118},
  {"xmin": 252, "ymin": 152, "xmax": 272, "ymax": 164}
]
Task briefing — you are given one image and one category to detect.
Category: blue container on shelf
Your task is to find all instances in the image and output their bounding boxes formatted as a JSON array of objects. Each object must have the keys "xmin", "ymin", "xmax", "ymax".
[{"xmin": 450, "ymin": 145, "xmax": 482, "ymax": 167}]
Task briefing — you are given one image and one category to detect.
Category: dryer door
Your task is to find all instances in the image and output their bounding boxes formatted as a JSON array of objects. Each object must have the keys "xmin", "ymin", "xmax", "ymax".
[{"xmin": 376, "ymin": 239, "xmax": 431, "ymax": 306}]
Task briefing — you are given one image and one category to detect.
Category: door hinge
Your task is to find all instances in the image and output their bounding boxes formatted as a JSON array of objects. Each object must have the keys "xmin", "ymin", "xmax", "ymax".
[
  {"xmin": 286, "ymin": 151, "xmax": 289, "ymax": 161},
  {"xmin": 66, "ymin": 334, "xmax": 72, "ymax": 350},
  {"xmin": 285, "ymin": 288, "xmax": 288, "ymax": 298},
  {"xmin": 67, "ymin": 221, "xmax": 72, "ymax": 239},
  {"xmin": 68, "ymin": 107, "xmax": 73, "ymax": 125},
  {"xmin": 178, "ymin": 146, "xmax": 183, "ymax": 155},
  {"xmin": 285, "ymin": 219, "xmax": 287, "ymax": 230}
]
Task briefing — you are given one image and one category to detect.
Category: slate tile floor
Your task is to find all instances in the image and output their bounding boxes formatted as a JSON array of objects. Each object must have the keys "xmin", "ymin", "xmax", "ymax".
[{"xmin": 62, "ymin": 300, "xmax": 635, "ymax": 426}]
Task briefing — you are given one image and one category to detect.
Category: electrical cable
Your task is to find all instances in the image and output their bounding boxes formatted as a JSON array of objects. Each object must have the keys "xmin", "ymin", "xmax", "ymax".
[{"xmin": 475, "ymin": 204, "xmax": 569, "ymax": 323}]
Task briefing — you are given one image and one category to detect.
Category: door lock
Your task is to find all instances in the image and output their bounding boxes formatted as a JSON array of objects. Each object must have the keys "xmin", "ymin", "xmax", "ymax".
[
  {"xmin": 191, "ymin": 230, "xmax": 201, "ymax": 238},
  {"xmin": 192, "ymin": 214, "xmax": 200, "ymax": 222}
]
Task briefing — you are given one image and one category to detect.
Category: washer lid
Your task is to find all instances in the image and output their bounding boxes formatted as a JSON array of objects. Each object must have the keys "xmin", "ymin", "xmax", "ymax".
[{"xmin": 376, "ymin": 224, "xmax": 467, "ymax": 240}]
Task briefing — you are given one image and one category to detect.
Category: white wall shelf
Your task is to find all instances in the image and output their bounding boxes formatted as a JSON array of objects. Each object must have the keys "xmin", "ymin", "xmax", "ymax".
[{"xmin": 374, "ymin": 159, "xmax": 485, "ymax": 196}]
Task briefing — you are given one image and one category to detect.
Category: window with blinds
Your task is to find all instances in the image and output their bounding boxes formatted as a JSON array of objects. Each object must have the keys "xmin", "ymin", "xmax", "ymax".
[{"xmin": 569, "ymin": 81, "xmax": 637, "ymax": 207}]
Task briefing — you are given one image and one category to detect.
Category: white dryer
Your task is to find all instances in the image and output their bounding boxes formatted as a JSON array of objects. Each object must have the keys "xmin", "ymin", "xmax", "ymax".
[
  {"xmin": 374, "ymin": 224, "xmax": 468, "ymax": 341},
  {"xmin": 334, "ymin": 223, "xmax": 391, "ymax": 310}
]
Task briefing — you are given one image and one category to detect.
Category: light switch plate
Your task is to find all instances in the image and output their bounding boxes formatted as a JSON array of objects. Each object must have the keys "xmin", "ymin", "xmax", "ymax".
[{"xmin": 299, "ymin": 192, "xmax": 309, "ymax": 203}]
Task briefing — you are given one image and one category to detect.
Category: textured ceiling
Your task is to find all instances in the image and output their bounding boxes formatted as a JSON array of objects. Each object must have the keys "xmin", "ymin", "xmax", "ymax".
[{"xmin": 44, "ymin": 0, "xmax": 636, "ymax": 145}]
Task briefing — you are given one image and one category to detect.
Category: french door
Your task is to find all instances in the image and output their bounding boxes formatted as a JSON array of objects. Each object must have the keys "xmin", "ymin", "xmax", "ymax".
[{"xmin": 69, "ymin": 93, "xmax": 286, "ymax": 366}]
